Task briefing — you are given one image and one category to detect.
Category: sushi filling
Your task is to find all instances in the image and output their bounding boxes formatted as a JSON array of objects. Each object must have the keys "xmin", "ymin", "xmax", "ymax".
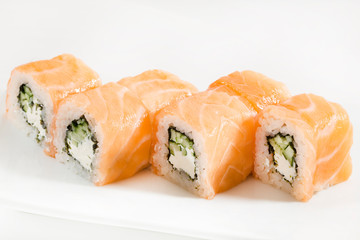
[
  {"xmin": 64, "ymin": 116, "xmax": 98, "ymax": 172},
  {"xmin": 17, "ymin": 84, "xmax": 47, "ymax": 142},
  {"xmin": 167, "ymin": 127, "xmax": 197, "ymax": 180},
  {"xmin": 267, "ymin": 133, "xmax": 297, "ymax": 184}
]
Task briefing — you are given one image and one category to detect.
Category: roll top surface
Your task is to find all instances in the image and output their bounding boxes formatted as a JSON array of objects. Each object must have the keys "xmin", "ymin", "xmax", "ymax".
[
  {"xmin": 117, "ymin": 69, "xmax": 198, "ymax": 121},
  {"xmin": 8, "ymin": 54, "xmax": 101, "ymax": 113},
  {"xmin": 209, "ymin": 70, "xmax": 291, "ymax": 112}
]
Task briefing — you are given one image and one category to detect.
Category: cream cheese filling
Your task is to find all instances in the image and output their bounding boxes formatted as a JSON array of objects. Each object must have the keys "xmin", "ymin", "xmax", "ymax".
[
  {"xmin": 169, "ymin": 147, "xmax": 196, "ymax": 179},
  {"xmin": 268, "ymin": 133, "xmax": 297, "ymax": 184},
  {"xmin": 66, "ymin": 135, "xmax": 95, "ymax": 172},
  {"xmin": 65, "ymin": 116, "xmax": 98, "ymax": 172},
  {"xmin": 273, "ymin": 151, "xmax": 297, "ymax": 183},
  {"xmin": 23, "ymin": 97, "xmax": 46, "ymax": 141}
]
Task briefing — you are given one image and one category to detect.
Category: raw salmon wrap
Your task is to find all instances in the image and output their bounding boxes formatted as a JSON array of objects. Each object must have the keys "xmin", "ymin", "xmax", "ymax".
[
  {"xmin": 254, "ymin": 94, "xmax": 353, "ymax": 201},
  {"xmin": 53, "ymin": 83, "xmax": 151, "ymax": 185},
  {"xmin": 151, "ymin": 71, "xmax": 291, "ymax": 199},
  {"xmin": 5, "ymin": 54, "xmax": 101, "ymax": 155},
  {"xmin": 117, "ymin": 70, "xmax": 198, "ymax": 122},
  {"xmin": 208, "ymin": 70, "xmax": 290, "ymax": 112}
]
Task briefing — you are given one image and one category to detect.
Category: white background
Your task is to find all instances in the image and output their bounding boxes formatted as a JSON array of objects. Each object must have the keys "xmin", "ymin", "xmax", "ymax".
[{"xmin": 0, "ymin": 1, "xmax": 359, "ymax": 239}]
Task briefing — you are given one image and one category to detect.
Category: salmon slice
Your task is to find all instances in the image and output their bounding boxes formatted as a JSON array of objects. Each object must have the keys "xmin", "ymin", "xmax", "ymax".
[
  {"xmin": 7, "ymin": 54, "xmax": 101, "ymax": 114},
  {"xmin": 209, "ymin": 70, "xmax": 291, "ymax": 112},
  {"xmin": 117, "ymin": 70, "xmax": 198, "ymax": 122},
  {"xmin": 280, "ymin": 94, "xmax": 353, "ymax": 191}
]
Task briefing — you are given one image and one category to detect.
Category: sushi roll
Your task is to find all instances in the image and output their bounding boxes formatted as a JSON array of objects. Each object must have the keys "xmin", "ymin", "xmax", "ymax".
[
  {"xmin": 117, "ymin": 69, "xmax": 198, "ymax": 122},
  {"xmin": 151, "ymin": 71, "xmax": 291, "ymax": 199},
  {"xmin": 254, "ymin": 94, "xmax": 353, "ymax": 201},
  {"xmin": 151, "ymin": 90, "xmax": 255, "ymax": 199},
  {"xmin": 5, "ymin": 54, "xmax": 101, "ymax": 155},
  {"xmin": 53, "ymin": 83, "xmax": 152, "ymax": 185}
]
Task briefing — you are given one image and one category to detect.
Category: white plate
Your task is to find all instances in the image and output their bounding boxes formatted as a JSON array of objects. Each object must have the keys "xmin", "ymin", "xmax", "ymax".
[{"xmin": 0, "ymin": 94, "xmax": 359, "ymax": 240}]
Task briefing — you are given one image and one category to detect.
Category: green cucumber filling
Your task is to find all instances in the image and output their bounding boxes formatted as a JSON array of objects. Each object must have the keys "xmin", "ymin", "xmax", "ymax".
[
  {"xmin": 167, "ymin": 127, "xmax": 197, "ymax": 180},
  {"xmin": 17, "ymin": 84, "xmax": 47, "ymax": 142},
  {"xmin": 64, "ymin": 116, "xmax": 98, "ymax": 172},
  {"xmin": 267, "ymin": 133, "xmax": 298, "ymax": 184}
]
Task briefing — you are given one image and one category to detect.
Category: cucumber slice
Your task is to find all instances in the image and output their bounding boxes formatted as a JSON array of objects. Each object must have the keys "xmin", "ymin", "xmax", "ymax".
[
  {"xmin": 169, "ymin": 141, "xmax": 180, "ymax": 156},
  {"xmin": 179, "ymin": 135, "xmax": 193, "ymax": 148},
  {"xmin": 274, "ymin": 134, "xmax": 288, "ymax": 149},
  {"xmin": 169, "ymin": 128, "xmax": 194, "ymax": 149},
  {"xmin": 65, "ymin": 115, "xmax": 98, "ymax": 170},
  {"xmin": 169, "ymin": 128, "xmax": 177, "ymax": 142},
  {"xmin": 181, "ymin": 145, "xmax": 187, "ymax": 156},
  {"xmin": 269, "ymin": 138, "xmax": 282, "ymax": 154},
  {"xmin": 283, "ymin": 145, "xmax": 295, "ymax": 166},
  {"xmin": 175, "ymin": 131, "xmax": 182, "ymax": 142},
  {"xmin": 24, "ymin": 86, "xmax": 32, "ymax": 95},
  {"xmin": 17, "ymin": 84, "xmax": 47, "ymax": 142},
  {"xmin": 268, "ymin": 133, "xmax": 298, "ymax": 184},
  {"xmin": 167, "ymin": 127, "xmax": 197, "ymax": 180},
  {"xmin": 270, "ymin": 135, "xmax": 295, "ymax": 166}
]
